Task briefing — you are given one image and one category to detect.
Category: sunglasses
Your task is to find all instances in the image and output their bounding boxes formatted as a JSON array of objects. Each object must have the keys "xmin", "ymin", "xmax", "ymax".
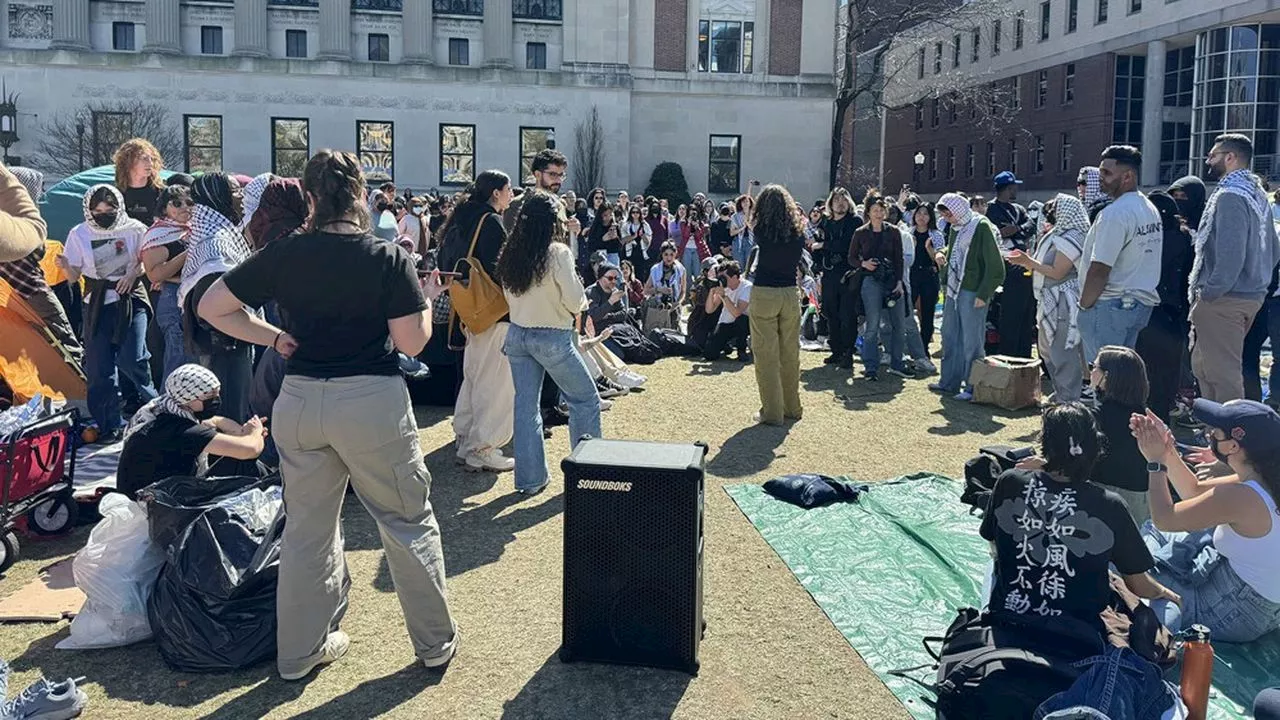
[
  {"xmin": 603, "ymin": 274, "xmax": 619, "ymax": 281},
  {"xmin": 169, "ymin": 199, "xmax": 194, "ymax": 209}
]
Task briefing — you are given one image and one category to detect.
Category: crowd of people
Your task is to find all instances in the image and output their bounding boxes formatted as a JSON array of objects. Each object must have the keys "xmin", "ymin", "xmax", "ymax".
[{"xmin": 1, "ymin": 126, "xmax": 1279, "ymax": 713}]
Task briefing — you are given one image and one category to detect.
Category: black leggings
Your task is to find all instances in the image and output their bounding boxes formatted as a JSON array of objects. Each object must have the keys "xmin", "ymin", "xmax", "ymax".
[
  {"xmin": 910, "ymin": 268, "xmax": 940, "ymax": 350},
  {"xmin": 821, "ymin": 267, "xmax": 857, "ymax": 356}
]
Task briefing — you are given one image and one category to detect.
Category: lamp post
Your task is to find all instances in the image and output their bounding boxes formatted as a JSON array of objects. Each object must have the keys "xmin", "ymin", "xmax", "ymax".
[
  {"xmin": 546, "ymin": 128, "xmax": 556, "ymax": 150},
  {"xmin": 0, "ymin": 81, "xmax": 19, "ymax": 166},
  {"xmin": 913, "ymin": 151, "xmax": 925, "ymax": 185},
  {"xmin": 76, "ymin": 119, "xmax": 85, "ymax": 172}
]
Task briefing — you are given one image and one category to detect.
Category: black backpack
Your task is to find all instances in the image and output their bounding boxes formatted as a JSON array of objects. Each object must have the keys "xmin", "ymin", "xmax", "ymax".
[
  {"xmin": 960, "ymin": 445, "xmax": 1034, "ymax": 513},
  {"xmin": 608, "ymin": 323, "xmax": 662, "ymax": 365},
  {"xmin": 897, "ymin": 608, "xmax": 1102, "ymax": 720},
  {"xmin": 647, "ymin": 328, "xmax": 697, "ymax": 358}
]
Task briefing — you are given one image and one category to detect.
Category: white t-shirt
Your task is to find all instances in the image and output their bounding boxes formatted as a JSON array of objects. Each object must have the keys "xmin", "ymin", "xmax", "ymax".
[
  {"xmin": 63, "ymin": 223, "xmax": 144, "ymax": 304},
  {"xmin": 719, "ymin": 278, "xmax": 752, "ymax": 324},
  {"xmin": 1078, "ymin": 191, "xmax": 1163, "ymax": 306}
]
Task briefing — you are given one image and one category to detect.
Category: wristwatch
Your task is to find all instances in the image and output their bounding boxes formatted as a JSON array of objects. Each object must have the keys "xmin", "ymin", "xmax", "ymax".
[{"xmin": 1146, "ymin": 461, "xmax": 1168, "ymax": 474}]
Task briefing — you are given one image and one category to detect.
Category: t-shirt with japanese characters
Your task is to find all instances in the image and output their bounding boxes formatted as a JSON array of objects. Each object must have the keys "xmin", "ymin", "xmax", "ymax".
[{"xmin": 980, "ymin": 469, "xmax": 1154, "ymax": 627}]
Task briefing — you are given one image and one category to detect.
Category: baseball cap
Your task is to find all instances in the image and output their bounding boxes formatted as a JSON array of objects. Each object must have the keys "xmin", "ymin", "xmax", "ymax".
[
  {"xmin": 1191, "ymin": 399, "xmax": 1280, "ymax": 455},
  {"xmin": 993, "ymin": 171, "xmax": 1023, "ymax": 188}
]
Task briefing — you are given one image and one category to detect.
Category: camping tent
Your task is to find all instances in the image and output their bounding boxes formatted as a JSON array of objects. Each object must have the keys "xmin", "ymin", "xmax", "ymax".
[
  {"xmin": 39, "ymin": 166, "xmax": 177, "ymax": 242},
  {"xmin": 0, "ymin": 279, "xmax": 86, "ymax": 404}
]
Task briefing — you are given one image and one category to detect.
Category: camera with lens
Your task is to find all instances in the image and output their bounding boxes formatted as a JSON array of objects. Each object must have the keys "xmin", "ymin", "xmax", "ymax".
[{"xmin": 871, "ymin": 258, "xmax": 901, "ymax": 308}]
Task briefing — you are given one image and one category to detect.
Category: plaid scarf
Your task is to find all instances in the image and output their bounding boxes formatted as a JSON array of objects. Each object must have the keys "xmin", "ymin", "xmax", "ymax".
[
  {"xmin": 179, "ymin": 203, "xmax": 250, "ymax": 309},
  {"xmin": 123, "ymin": 363, "xmax": 219, "ymax": 439},
  {"xmin": 939, "ymin": 193, "xmax": 977, "ymax": 299},
  {"xmin": 1033, "ymin": 194, "xmax": 1088, "ymax": 350}
]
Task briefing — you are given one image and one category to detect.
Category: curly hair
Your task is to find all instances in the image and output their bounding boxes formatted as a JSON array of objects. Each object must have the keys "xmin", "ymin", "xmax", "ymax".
[
  {"xmin": 302, "ymin": 149, "xmax": 371, "ymax": 233},
  {"xmin": 113, "ymin": 138, "xmax": 164, "ymax": 191},
  {"xmin": 752, "ymin": 184, "xmax": 804, "ymax": 246},
  {"xmin": 495, "ymin": 189, "xmax": 565, "ymax": 296}
]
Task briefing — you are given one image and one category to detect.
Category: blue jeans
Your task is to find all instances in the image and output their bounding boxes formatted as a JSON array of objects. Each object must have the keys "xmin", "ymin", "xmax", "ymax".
[
  {"xmin": 503, "ymin": 325, "xmax": 602, "ymax": 492},
  {"xmin": 156, "ymin": 282, "xmax": 191, "ymax": 384},
  {"xmin": 1143, "ymin": 522, "xmax": 1280, "ymax": 642},
  {"xmin": 733, "ymin": 235, "xmax": 754, "ymax": 267},
  {"xmin": 1078, "ymin": 298, "xmax": 1153, "ymax": 366},
  {"xmin": 1034, "ymin": 646, "xmax": 1182, "ymax": 720},
  {"xmin": 682, "ymin": 246, "xmax": 701, "ymax": 285},
  {"xmin": 84, "ymin": 301, "xmax": 158, "ymax": 434},
  {"xmin": 861, "ymin": 276, "xmax": 905, "ymax": 375},
  {"xmin": 938, "ymin": 290, "xmax": 989, "ymax": 392},
  {"xmin": 1268, "ymin": 296, "xmax": 1280, "ymax": 404}
]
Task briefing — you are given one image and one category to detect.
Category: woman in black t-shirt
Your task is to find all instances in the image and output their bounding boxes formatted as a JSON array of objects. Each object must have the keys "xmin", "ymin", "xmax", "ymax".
[
  {"xmin": 586, "ymin": 203, "xmax": 621, "ymax": 266},
  {"xmin": 983, "ymin": 403, "xmax": 1178, "ymax": 637},
  {"xmin": 1088, "ymin": 346, "xmax": 1154, "ymax": 525},
  {"xmin": 113, "ymin": 138, "xmax": 165, "ymax": 226},
  {"xmin": 746, "ymin": 185, "xmax": 805, "ymax": 426},
  {"xmin": 197, "ymin": 149, "xmax": 458, "ymax": 680},
  {"xmin": 909, "ymin": 203, "xmax": 944, "ymax": 350},
  {"xmin": 116, "ymin": 364, "xmax": 265, "ymax": 499}
]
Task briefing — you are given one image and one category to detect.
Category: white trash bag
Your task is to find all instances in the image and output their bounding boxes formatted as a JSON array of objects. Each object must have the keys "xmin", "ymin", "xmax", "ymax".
[{"xmin": 57, "ymin": 494, "xmax": 166, "ymax": 650}]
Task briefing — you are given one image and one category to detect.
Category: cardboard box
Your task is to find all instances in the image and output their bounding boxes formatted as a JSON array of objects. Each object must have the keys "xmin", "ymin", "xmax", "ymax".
[{"xmin": 968, "ymin": 355, "xmax": 1042, "ymax": 411}]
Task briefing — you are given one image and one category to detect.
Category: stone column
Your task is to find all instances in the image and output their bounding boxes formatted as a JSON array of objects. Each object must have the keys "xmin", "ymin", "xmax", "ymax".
[
  {"xmin": 233, "ymin": 0, "xmax": 269, "ymax": 57},
  {"xmin": 1140, "ymin": 39, "xmax": 1166, "ymax": 187},
  {"xmin": 483, "ymin": 0, "xmax": 513, "ymax": 68},
  {"xmin": 753, "ymin": 0, "xmax": 770, "ymax": 75},
  {"xmin": 317, "ymin": 0, "xmax": 352, "ymax": 60},
  {"xmin": 685, "ymin": 0, "xmax": 699, "ymax": 72},
  {"xmin": 402, "ymin": 0, "xmax": 435, "ymax": 64},
  {"xmin": 50, "ymin": 0, "xmax": 90, "ymax": 51},
  {"xmin": 142, "ymin": 0, "xmax": 182, "ymax": 54}
]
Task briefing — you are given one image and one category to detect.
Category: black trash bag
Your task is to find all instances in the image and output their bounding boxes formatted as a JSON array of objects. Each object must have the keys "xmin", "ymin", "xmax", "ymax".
[
  {"xmin": 647, "ymin": 328, "xmax": 697, "ymax": 357},
  {"xmin": 140, "ymin": 474, "xmax": 275, "ymax": 556},
  {"xmin": 145, "ymin": 477, "xmax": 350, "ymax": 672}
]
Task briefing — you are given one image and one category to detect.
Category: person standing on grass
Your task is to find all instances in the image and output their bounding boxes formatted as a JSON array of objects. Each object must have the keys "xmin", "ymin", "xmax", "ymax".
[
  {"xmin": 909, "ymin": 203, "xmax": 944, "ymax": 353},
  {"xmin": 198, "ymin": 149, "xmax": 459, "ymax": 681},
  {"xmin": 747, "ymin": 184, "xmax": 805, "ymax": 426},
  {"xmin": 849, "ymin": 191, "xmax": 910, "ymax": 382},
  {"xmin": 986, "ymin": 171, "xmax": 1037, "ymax": 359},
  {"xmin": 1076, "ymin": 145, "xmax": 1164, "ymax": 364},
  {"xmin": 1188, "ymin": 133, "xmax": 1280, "ymax": 402},
  {"xmin": 929, "ymin": 193, "xmax": 1004, "ymax": 401},
  {"xmin": 494, "ymin": 190, "xmax": 600, "ymax": 496},
  {"xmin": 820, "ymin": 187, "xmax": 860, "ymax": 370}
]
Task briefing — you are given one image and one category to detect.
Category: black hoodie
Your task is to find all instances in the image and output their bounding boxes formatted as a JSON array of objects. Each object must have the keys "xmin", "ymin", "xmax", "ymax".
[
  {"xmin": 438, "ymin": 199, "xmax": 506, "ymax": 280},
  {"xmin": 1166, "ymin": 175, "xmax": 1207, "ymax": 231}
]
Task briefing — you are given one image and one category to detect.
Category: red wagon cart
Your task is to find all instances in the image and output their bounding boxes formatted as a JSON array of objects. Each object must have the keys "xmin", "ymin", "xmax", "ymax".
[{"xmin": 0, "ymin": 408, "xmax": 79, "ymax": 573}]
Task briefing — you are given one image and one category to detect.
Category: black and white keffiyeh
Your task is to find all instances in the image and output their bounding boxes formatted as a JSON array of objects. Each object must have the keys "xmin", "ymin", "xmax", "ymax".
[
  {"xmin": 123, "ymin": 363, "xmax": 220, "ymax": 439},
  {"xmin": 179, "ymin": 178, "xmax": 252, "ymax": 308}
]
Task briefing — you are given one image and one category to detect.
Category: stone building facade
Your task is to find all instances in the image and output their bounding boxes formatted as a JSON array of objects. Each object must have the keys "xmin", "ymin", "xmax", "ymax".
[{"xmin": 0, "ymin": 0, "xmax": 836, "ymax": 200}]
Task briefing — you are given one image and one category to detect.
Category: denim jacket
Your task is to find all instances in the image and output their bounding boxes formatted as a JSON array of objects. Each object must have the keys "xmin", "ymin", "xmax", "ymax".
[{"xmin": 1035, "ymin": 646, "xmax": 1185, "ymax": 720}]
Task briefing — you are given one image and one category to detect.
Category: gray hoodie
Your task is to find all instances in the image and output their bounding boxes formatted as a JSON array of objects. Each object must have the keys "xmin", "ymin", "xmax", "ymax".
[{"xmin": 1192, "ymin": 194, "xmax": 1280, "ymax": 302}]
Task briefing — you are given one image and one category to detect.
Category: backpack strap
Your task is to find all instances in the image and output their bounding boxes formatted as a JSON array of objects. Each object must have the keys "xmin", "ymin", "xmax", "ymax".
[{"xmin": 935, "ymin": 646, "xmax": 1074, "ymax": 696}]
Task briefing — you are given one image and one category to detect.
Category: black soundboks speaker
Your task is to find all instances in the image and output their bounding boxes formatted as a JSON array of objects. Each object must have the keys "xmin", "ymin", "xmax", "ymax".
[{"xmin": 559, "ymin": 438, "xmax": 706, "ymax": 675}]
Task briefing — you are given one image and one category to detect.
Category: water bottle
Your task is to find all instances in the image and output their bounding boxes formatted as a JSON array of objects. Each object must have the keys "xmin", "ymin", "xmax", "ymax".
[{"xmin": 1180, "ymin": 624, "xmax": 1213, "ymax": 720}]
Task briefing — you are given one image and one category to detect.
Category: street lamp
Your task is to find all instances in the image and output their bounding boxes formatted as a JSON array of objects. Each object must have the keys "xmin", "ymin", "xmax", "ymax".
[
  {"xmin": 546, "ymin": 129, "xmax": 556, "ymax": 150},
  {"xmin": 913, "ymin": 151, "xmax": 925, "ymax": 184},
  {"xmin": 76, "ymin": 119, "xmax": 85, "ymax": 172},
  {"xmin": 0, "ymin": 81, "xmax": 19, "ymax": 165}
]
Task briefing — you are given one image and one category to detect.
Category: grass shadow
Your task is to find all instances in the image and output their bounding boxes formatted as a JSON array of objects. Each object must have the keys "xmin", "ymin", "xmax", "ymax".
[
  {"xmin": 501, "ymin": 652, "xmax": 692, "ymax": 720},
  {"xmin": 926, "ymin": 400, "xmax": 1021, "ymax": 437},
  {"xmin": 200, "ymin": 662, "xmax": 442, "ymax": 720},
  {"xmin": 685, "ymin": 360, "xmax": 748, "ymax": 377},
  {"xmin": 706, "ymin": 424, "xmax": 789, "ymax": 480}
]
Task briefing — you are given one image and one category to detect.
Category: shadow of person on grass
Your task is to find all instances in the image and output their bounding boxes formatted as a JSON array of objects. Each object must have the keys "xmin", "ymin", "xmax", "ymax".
[
  {"xmin": 706, "ymin": 423, "xmax": 789, "ymax": 479},
  {"xmin": 927, "ymin": 400, "xmax": 1011, "ymax": 437},
  {"xmin": 501, "ymin": 652, "xmax": 692, "ymax": 720},
  {"xmin": 200, "ymin": 662, "xmax": 442, "ymax": 720}
]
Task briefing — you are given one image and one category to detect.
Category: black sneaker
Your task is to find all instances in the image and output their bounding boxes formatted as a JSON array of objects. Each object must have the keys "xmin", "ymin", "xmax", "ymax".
[
  {"xmin": 887, "ymin": 366, "xmax": 915, "ymax": 380},
  {"xmin": 595, "ymin": 376, "xmax": 626, "ymax": 399},
  {"xmin": 823, "ymin": 353, "xmax": 842, "ymax": 365},
  {"xmin": 736, "ymin": 351, "xmax": 753, "ymax": 363},
  {"xmin": 837, "ymin": 355, "xmax": 853, "ymax": 370},
  {"xmin": 864, "ymin": 371, "xmax": 880, "ymax": 381}
]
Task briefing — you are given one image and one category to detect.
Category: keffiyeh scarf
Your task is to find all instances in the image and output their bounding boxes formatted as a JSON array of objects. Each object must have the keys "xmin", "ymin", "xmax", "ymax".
[
  {"xmin": 1078, "ymin": 167, "xmax": 1103, "ymax": 207},
  {"xmin": 139, "ymin": 218, "xmax": 190, "ymax": 255},
  {"xmin": 1189, "ymin": 168, "xmax": 1273, "ymax": 303},
  {"xmin": 179, "ymin": 203, "xmax": 251, "ymax": 309},
  {"xmin": 9, "ymin": 166, "xmax": 42, "ymax": 203},
  {"xmin": 123, "ymin": 363, "xmax": 220, "ymax": 439},
  {"xmin": 240, "ymin": 173, "xmax": 273, "ymax": 230},
  {"xmin": 1033, "ymin": 193, "xmax": 1088, "ymax": 350},
  {"xmin": 939, "ymin": 193, "xmax": 977, "ymax": 300}
]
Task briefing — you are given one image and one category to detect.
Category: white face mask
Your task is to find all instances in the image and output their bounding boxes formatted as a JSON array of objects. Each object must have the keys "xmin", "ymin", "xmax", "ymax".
[{"xmin": 411, "ymin": 207, "xmax": 424, "ymax": 216}]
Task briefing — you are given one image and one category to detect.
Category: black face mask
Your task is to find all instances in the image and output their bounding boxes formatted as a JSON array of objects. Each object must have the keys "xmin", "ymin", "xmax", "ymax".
[
  {"xmin": 1210, "ymin": 436, "xmax": 1234, "ymax": 466},
  {"xmin": 194, "ymin": 397, "xmax": 221, "ymax": 421},
  {"xmin": 92, "ymin": 212, "xmax": 117, "ymax": 229}
]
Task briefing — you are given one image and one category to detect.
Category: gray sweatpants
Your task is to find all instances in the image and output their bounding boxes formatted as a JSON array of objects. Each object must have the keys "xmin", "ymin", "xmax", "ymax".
[
  {"xmin": 1037, "ymin": 302, "xmax": 1083, "ymax": 404},
  {"xmin": 273, "ymin": 373, "xmax": 456, "ymax": 676}
]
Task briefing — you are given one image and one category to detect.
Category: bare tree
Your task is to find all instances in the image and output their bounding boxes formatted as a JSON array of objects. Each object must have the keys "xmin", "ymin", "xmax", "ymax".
[
  {"xmin": 573, "ymin": 105, "xmax": 605, "ymax": 194},
  {"xmin": 830, "ymin": 0, "xmax": 1021, "ymax": 187},
  {"xmin": 33, "ymin": 100, "xmax": 183, "ymax": 178}
]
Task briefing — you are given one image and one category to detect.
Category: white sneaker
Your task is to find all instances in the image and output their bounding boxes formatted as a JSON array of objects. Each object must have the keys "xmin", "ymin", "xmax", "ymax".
[
  {"xmin": 280, "ymin": 631, "xmax": 350, "ymax": 681},
  {"xmin": 599, "ymin": 398, "xmax": 614, "ymax": 411},
  {"xmin": 465, "ymin": 448, "xmax": 515, "ymax": 473},
  {"xmin": 617, "ymin": 371, "xmax": 647, "ymax": 388},
  {"xmin": 423, "ymin": 629, "xmax": 459, "ymax": 669}
]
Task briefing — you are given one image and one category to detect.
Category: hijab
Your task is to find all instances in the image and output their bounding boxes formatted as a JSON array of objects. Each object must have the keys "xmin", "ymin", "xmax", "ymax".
[
  {"xmin": 247, "ymin": 178, "xmax": 308, "ymax": 250},
  {"xmin": 81, "ymin": 184, "xmax": 146, "ymax": 237},
  {"xmin": 1078, "ymin": 167, "xmax": 1103, "ymax": 207},
  {"xmin": 240, "ymin": 172, "xmax": 274, "ymax": 230},
  {"xmin": 192, "ymin": 173, "xmax": 242, "ymax": 224},
  {"xmin": 180, "ymin": 174, "xmax": 251, "ymax": 308},
  {"xmin": 123, "ymin": 363, "xmax": 220, "ymax": 439}
]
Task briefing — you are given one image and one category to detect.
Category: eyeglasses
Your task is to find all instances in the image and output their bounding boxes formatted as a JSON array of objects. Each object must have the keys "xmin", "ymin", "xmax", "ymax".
[
  {"xmin": 603, "ymin": 274, "xmax": 619, "ymax": 281},
  {"xmin": 541, "ymin": 170, "xmax": 566, "ymax": 179},
  {"xmin": 169, "ymin": 200, "xmax": 194, "ymax": 208}
]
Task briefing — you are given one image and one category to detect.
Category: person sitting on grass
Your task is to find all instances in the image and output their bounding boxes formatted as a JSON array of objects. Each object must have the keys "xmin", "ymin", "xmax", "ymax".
[
  {"xmin": 115, "ymin": 364, "xmax": 266, "ymax": 500},
  {"xmin": 1131, "ymin": 399, "xmax": 1280, "ymax": 642},
  {"xmin": 702, "ymin": 260, "xmax": 752, "ymax": 362},
  {"xmin": 983, "ymin": 404, "xmax": 1178, "ymax": 669},
  {"xmin": 585, "ymin": 262, "xmax": 634, "ymax": 333},
  {"xmin": 1087, "ymin": 346, "xmax": 1153, "ymax": 525},
  {"xmin": 686, "ymin": 257, "xmax": 722, "ymax": 352}
]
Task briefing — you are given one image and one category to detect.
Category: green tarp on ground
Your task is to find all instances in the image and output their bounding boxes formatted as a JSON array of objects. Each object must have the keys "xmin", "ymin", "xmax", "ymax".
[{"xmin": 725, "ymin": 474, "xmax": 1280, "ymax": 719}]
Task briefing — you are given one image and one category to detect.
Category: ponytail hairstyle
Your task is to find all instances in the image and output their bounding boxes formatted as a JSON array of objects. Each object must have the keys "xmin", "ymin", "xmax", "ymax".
[
  {"xmin": 464, "ymin": 170, "xmax": 512, "ymax": 207},
  {"xmin": 301, "ymin": 149, "xmax": 371, "ymax": 233},
  {"xmin": 1040, "ymin": 402, "xmax": 1105, "ymax": 484}
]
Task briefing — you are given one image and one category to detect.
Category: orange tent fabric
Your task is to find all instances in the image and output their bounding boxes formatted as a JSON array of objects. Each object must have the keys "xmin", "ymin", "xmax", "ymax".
[{"xmin": 0, "ymin": 279, "xmax": 86, "ymax": 403}]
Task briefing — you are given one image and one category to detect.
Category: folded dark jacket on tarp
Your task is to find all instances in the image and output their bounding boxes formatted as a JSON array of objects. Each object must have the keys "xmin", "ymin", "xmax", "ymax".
[{"xmin": 763, "ymin": 473, "xmax": 869, "ymax": 508}]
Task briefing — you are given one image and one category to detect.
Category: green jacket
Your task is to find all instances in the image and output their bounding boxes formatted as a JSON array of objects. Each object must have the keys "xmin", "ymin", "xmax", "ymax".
[{"xmin": 939, "ymin": 218, "xmax": 1005, "ymax": 303}]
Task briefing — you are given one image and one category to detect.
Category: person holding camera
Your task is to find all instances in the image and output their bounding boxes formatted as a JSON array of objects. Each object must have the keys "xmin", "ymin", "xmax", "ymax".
[
  {"xmin": 849, "ymin": 192, "xmax": 910, "ymax": 381},
  {"xmin": 702, "ymin": 260, "xmax": 751, "ymax": 362},
  {"xmin": 585, "ymin": 263, "xmax": 634, "ymax": 332}
]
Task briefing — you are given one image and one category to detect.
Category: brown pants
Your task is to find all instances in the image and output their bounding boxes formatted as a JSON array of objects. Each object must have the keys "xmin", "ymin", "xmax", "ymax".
[{"xmin": 1190, "ymin": 296, "xmax": 1263, "ymax": 402}]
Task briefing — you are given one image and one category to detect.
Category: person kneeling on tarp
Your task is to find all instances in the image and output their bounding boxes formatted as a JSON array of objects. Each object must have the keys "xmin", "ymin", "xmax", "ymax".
[{"xmin": 115, "ymin": 363, "xmax": 266, "ymax": 500}]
